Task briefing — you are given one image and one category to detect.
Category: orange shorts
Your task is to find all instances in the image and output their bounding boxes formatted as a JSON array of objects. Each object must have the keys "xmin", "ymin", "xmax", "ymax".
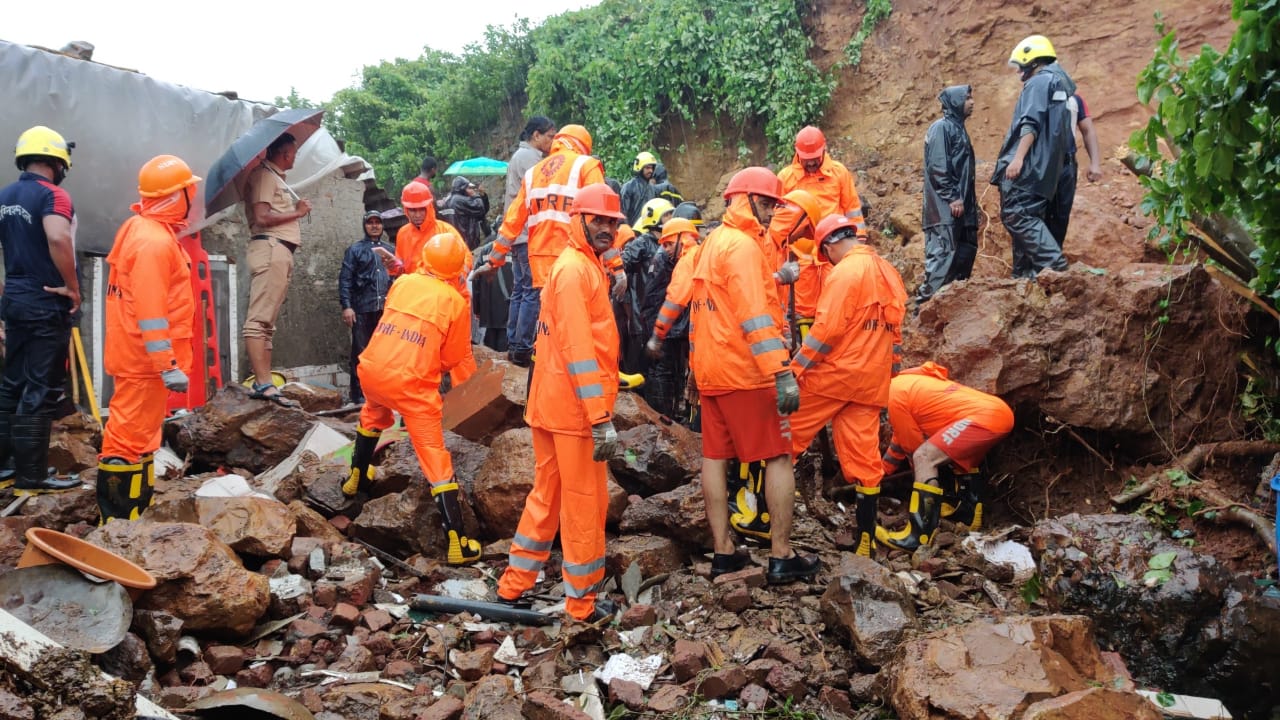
[
  {"xmin": 927, "ymin": 419, "xmax": 1009, "ymax": 471},
  {"xmin": 700, "ymin": 387, "xmax": 792, "ymax": 462}
]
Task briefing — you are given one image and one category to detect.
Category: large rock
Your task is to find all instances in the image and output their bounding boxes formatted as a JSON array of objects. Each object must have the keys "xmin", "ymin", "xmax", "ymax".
[
  {"xmin": 820, "ymin": 553, "xmax": 917, "ymax": 667},
  {"xmin": 279, "ymin": 381, "xmax": 344, "ymax": 413},
  {"xmin": 607, "ymin": 422, "xmax": 701, "ymax": 496},
  {"xmin": 371, "ymin": 430, "xmax": 490, "ymax": 498},
  {"xmin": 164, "ymin": 385, "xmax": 316, "ymax": 473},
  {"xmin": 471, "ymin": 427, "xmax": 536, "ymax": 538},
  {"xmin": 88, "ymin": 521, "xmax": 270, "ymax": 637},
  {"xmin": 196, "ymin": 496, "xmax": 298, "ymax": 558},
  {"xmin": 606, "ymin": 533, "xmax": 687, "ymax": 578},
  {"xmin": 1032, "ymin": 513, "xmax": 1280, "ymax": 718},
  {"xmin": 49, "ymin": 412, "xmax": 101, "ymax": 473},
  {"xmin": 442, "ymin": 358, "xmax": 529, "ymax": 444},
  {"xmin": 19, "ymin": 485, "xmax": 98, "ymax": 529},
  {"xmin": 887, "ymin": 615, "xmax": 1127, "ymax": 720},
  {"xmin": 1023, "ymin": 687, "xmax": 1161, "ymax": 720},
  {"xmin": 619, "ymin": 481, "xmax": 709, "ymax": 549},
  {"xmin": 903, "ymin": 264, "xmax": 1247, "ymax": 451},
  {"xmin": 0, "ymin": 517, "xmax": 35, "ymax": 572},
  {"xmin": 351, "ymin": 484, "xmax": 457, "ymax": 556}
]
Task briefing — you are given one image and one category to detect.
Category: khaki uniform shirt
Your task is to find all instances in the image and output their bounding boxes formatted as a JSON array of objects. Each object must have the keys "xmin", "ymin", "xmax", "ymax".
[{"xmin": 245, "ymin": 160, "xmax": 302, "ymax": 246}]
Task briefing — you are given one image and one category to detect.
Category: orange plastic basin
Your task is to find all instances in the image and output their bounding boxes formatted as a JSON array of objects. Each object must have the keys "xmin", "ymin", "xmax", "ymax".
[{"xmin": 18, "ymin": 527, "xmax": 157, "ymax": 591}]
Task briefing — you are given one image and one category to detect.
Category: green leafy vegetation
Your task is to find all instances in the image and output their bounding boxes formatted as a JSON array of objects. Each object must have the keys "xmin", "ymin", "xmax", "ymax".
[
  {"xmin": 1131, "ymin": 0, "xmax": 1280, "ymax": 299},
  {"xmin": 323, "ymin": 1, "xmax": 849, "ymax": 192}
]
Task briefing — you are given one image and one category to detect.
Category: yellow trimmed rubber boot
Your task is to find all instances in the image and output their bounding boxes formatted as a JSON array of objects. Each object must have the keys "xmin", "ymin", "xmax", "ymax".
[
  {"xmin": 876, "ymin": 479, "xmax": 944, "ymax": 552},
  {"xmin": 12, "ymin": 414, "xmax": 79, "ymax": 495},
  {"xmin": 943, "ymin": 468, "xmax": 985, "ymax": 531},
  {"xmin": 432, "ymin": 483, "xmax": 481, "ymax": 565},
  {"xmin": 342, "ymin": 426, "xmax": 380, "ymax": 497},
  {"xmin": 97, "ymin": 456, "xmax": 148, "ymax": 523},
  {"xmin": 728, "ymin": 460, "xmax": 771, "ymax": 544},
  {"xmin": 852, "ymin": 484, "xmax": 880, "ymax": 558}
]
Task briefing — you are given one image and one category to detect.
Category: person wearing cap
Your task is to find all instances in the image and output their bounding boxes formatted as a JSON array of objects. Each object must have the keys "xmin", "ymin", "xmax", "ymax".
[
  {"xmin": 778, "ymin": 126, "xmax": 868, "ymax": 234},
  {"xmin": 339, "ymin": 211, "xmax": 396, "ymax": 405},
  {"xmin": 96, "ymin": 155, "xmax": 202, "ymax": 521},
  {"xmin": 790, "ymin": 214, "xmax": 907, "ymax": 559},
  {"xmin": 497, "ymin": 183, "xmax": 624, "ymax": 622},
  {"xmin": 243, "ymin": 133, "xmax": 309, "ymax": 407},
  {"xmin": 0, "ymin": 126, "xmax": 81, "ymax": 494},
  {"xmin": 689, "ymin": 166, "xmax": 821, "ymax": 586},
  {"xmin": 621, "ymin": 151, "xmax": 659, "ymax": 226}
]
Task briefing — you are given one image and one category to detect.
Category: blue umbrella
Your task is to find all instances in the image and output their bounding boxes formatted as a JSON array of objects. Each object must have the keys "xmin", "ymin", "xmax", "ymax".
[
  {"xmin": 204, "ymin": 108, "xmax": 325, "ymax": 215},
  {"xmin": 444, "ymin": 157, "xmax": 508, "ymax": 176}
]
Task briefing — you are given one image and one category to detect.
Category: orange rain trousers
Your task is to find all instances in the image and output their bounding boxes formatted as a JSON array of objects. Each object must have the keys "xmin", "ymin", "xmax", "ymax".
[
  {"xmin": 100, "ymin": 343, "xmax": 192, "ymax": 462},
  {"xmin": 497, "ymin": 428, "xmax": 608, "ymax": 620},
  {"xmin": 788, "ymin": 392, "xmax": 884, "ymax": 487},
  {"xmin": 356, "ymin": 385, "xmax": 453, "ymax": 487}
]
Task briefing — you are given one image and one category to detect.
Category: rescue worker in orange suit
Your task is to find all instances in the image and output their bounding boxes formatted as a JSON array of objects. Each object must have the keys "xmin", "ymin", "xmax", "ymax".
[
  {"xmin": 391, "ymin": 181, "xmax": 465, "ymax": 276},
  {"xmin": 723, "ymin": 188, "xmax": 822, "ymax": 545},
  {"xmin": 344, "ymin": 234, "xmax": 481, "ymax": 565},
  {"xmin": 97, "ymin": 155, "xmax": 200, "ymax": 522},
  {"xmin": 485, "ymin": 125, "xmax": 622, "ymax": 367},
  {"xmin": 880, "ymin": 362, "xmax": 1013, "ymax": 544},
  {"xmin": 689, "ymin": 166, "xmax": 820, "ymax": 586},
  {"xmin": 791, "ymin": 214, "xmax": 907, "ymax": 557},
  {"xmin": 496, "ymin": 184, "xmax": 624, "ymax": 622}
]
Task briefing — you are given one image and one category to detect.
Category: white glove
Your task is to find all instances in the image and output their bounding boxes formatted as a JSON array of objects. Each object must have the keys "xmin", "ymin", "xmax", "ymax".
[
  {"xmin": 161, "ymin": 368, "xmax": 189, "ymax": 393},
  {"xmin": 774, "ymin": 260, "xmax": 800, "ymax": 285},
  {"xmin": 645, "ymin": 334, "xmax": 663, "ymax": 359},
  {"xmin": 591, "ymin": 421, "xmax": 619, "ymax": 461}
]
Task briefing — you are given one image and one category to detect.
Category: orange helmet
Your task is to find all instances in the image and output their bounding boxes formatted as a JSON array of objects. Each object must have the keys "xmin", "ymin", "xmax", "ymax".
[
  {"xmin": 723, "ymin": 167, "xmax": 783, "ymax": 201},
  {"xmin": 795, "ymin": 126, "xmax": 826, "ymax": 161},
  {"xmin": 401, "ymin": 180, "xmax": 434, "ymax": 209},
  {"xmin": 782, "ymin": 189, "xmax": 821, "ymax": 229},
  {"xmin": 138, "ymin": 155, "xmax": 201, "ymax": 198},
  {"xmin": 421, "ymin": 233, "xmax": 467, "ymax": 280},
  {"xmin": 816, "ymin": 214, "xmax": 860, "ymax": 245},
  {"xmin": 555, "ymin": 124, "xmax": 593, "ymax": 155},
  {"xmin": 571, "ymin": 183, "xmax": 625, "ymax": 219},
  {"xmin": 659, "ymin": 217, "xmax": 698, "ymax": 247}
]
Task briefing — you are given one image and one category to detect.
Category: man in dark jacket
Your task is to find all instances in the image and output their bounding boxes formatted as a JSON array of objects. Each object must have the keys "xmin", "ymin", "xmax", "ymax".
[
  {"xmin": 620, "ymin": 151, "xmax": 658, "ymax": 226},
  {"xmin": 442, "ymin": 176, "xmax": 490, "ymax": 250},
  {"xmin": 918, "ymin": 85, "xmax": 978, "ymax": 304},
  {"xmin": 992, "ymin": 34, "xmax": 1075, "ymax": 278},
  {"xmin": 339, "ymin": 211, "xmax": 395, "ymax": 404}
]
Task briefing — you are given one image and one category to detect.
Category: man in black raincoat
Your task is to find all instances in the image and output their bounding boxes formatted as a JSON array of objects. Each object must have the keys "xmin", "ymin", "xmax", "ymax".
[
  {"xmin": 621, "ymin": 151, "xmax": 658, "ymax": 226},
  {"xmin": 339, "ymin": 211, "xmax": 395, "ymax": 404},
  {"xmin": 918, "ymin": 85, "xmax": 978, "ymax": 304},
  {"xmin": 991, "ymin": 34, "xmax": 1075, "ymax": 278},
  {"xmin": 441, "ymin": 176, "xmax": 490, "ymax": 251}
]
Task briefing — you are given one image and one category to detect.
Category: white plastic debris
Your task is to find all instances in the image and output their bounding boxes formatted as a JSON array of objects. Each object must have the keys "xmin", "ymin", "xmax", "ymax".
[
  {"xmin": 962, "ymin": 534, "xmax": 1037, "ymax": 583},
  {"xmin": 194, "ymin": 474, "xmax": 274, "ymax": 500},
  {"xmin": 493, "ymin": 635, "xmax": 527, "ymax": 667},
  {"xmin": 592, "ymin": 653, "xmax": 664, "ymax": 691},
  {"xmin": 437, "ymin": 578, "xmax": 492, "ymax": 601}
]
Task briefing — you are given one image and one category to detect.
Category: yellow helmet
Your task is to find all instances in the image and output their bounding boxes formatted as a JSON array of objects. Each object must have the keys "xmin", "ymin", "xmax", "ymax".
[
  {"xmin": 15, "ymin": 126, "xmax": 73, "ymax": 170},
  {"xmin": 633, "ymin": 151, "xmax": 658, "ymax": 172},
  {"xmin": 635, "ymin": 198, "xmax": 675, "ymax": 233},
  {"xmin": 1009, "ymin": 35, "xmax": 1056, "ymax": 67}
]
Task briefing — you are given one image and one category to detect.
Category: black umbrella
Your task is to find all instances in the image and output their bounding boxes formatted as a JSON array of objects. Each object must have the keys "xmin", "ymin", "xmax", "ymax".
[{"xmin": 204, "ymin": 107, "xmax": 324, "ymax": 216}]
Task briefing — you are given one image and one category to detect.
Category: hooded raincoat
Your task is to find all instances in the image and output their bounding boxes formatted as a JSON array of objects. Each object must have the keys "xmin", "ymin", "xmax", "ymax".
[
  {"xmin": 917, "ymin": 85, "xmax": 979, "ymax": 302},
  {"xmin": 101, "ymin": 195, "xmax": 196, "ymax": 461}
]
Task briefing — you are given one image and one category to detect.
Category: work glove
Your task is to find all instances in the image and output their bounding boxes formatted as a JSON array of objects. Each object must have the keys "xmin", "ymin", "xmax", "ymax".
[
  {"xmin": 161, "ymin": 368, "xmax": 190, "ymax": 393},
  {"xmin": 488, "ymin": 250, "xmax": 508, "ymax": 268},
  {"xmin": 645, "ymin": 334, "xmax": 664, "ymax": 359},
  {"xmin": 773, "ymin": 260, "xmax": 800, "ymax": 285},
  {"xmin": 591, "ymin": 421, "xmax": 619, "ymax": 462},
  {"xmin": 611, "ymin": 272, "xmax": 629, "ymax": 302},
  {"xmin": 774, "ymin": 370, "xmax": 800, "ymax": 416}
]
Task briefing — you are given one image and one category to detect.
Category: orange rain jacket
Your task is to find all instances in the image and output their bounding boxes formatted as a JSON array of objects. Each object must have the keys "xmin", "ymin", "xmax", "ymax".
[
  {"xmin": 883, "ymin": 362, "xmax": 1015, "ymax": 470},
  {"xmin": 495, "ymin": 140, "xmax": 608, "ymax": 288},
  {"xmin": 778, "ymin": 154, "xmax": 867, "ymax": 234},
  {"xmin": 524, "ymin": 217, "xmax": 620, "ymax": 436},
  {"xmin": 104, "ymin": 204, "xmax": 195, "ymax": 378},
  {"xmin": 689, "ymin": 195, "xmax": 791, "ymax": 394},
  {"xmin": 792, "ymin": 244, "xmax": 906, "ymax": 405},
  {"xmin": 394, "ymin": 213, "xmax": 465, "ymax": 276},
  {"xmin": 358, "ymin": 272, "xmax": 475, "ymax": 398},
  {"xmin": 652, "ymin": 237, "xmax": 703, "ymax": 340}
]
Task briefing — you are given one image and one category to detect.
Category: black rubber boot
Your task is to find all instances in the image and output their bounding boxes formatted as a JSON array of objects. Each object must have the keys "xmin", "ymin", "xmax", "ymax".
[
  {"xmin": 943, "ymin": 468, "xmax": 986, "ymax": 531},
  {"xmin": 852, "ymin": 485, "xmax": 880, "ymax": 558},
  {"xmin": 433, "ymin": 483, "xmax": 481, "ymax": 565},
  {"xmin": 12, "ymin": 415, "xmax": 78, "ymax": 494},
  {"xmin": 876, "ymin": 479, "xmax": 945, "ymax": 552},
  {"xmin": 0, "ymin": 413, "xmax": 13, "ymax": 489},
  {"xmin": 729, "ymin": 460, "xmax": 771, "ymax": 544},
  {"xmin": 342, "ymin": 426, "xmax": 380, "ymax": 497},
  {"xmin": 96, "ymin": 456, "xmax": 148, "ymax": 523},
  {"xmin": 710, "ymin": 548, "xmax": 756, "ymax": 578},
  {"xmin": 766, "ymin": 552, "xmax": 821, "ymax": 585}
]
